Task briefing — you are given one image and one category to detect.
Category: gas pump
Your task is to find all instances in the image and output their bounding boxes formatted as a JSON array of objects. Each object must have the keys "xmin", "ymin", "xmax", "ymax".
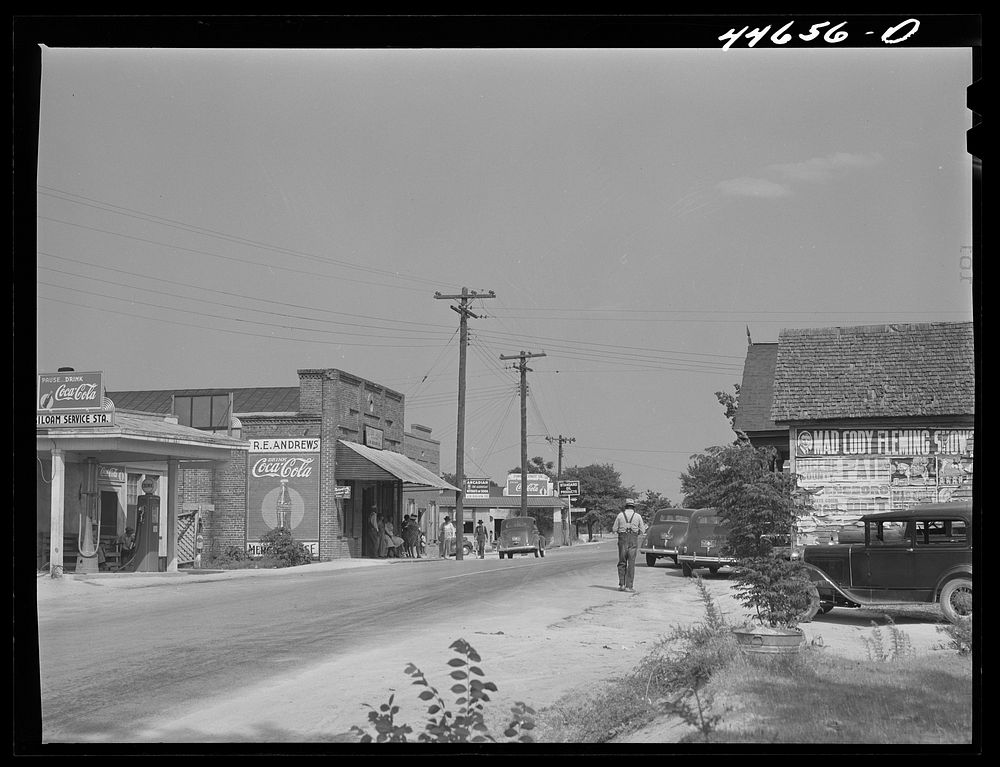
[
  {"xmin": 122, "ymin": 478, "xmax": 161, "ymax": 572},
  {"xmin": 75, "ymin": 458, "xmax": 101, "ymax": 574}
]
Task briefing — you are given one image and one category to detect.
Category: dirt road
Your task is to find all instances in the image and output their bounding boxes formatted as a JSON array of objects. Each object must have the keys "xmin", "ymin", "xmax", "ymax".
[{"xmin": 34, "ymin": 548, "xmax": 954, "ymax": 746}]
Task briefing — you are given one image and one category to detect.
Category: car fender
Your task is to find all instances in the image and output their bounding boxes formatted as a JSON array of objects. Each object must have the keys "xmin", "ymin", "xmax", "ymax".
[
  {"xmin": 934, "ymin": 564, "xmax": 973, "ymax": 596},
  {"xmin": 800, "ymin": 562, "xmax": 863, "ymax": 607}
]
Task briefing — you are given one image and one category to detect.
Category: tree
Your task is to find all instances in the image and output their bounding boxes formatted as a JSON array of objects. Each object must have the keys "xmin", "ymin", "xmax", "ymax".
[
  {"xmin": 680, "ymin": 442, "xmax": 817, "ymax": 626},
  {"xmin": 714, "ymin": 383, "xmax": 748, "ymax": 440},
  {"xmin": 679, "ymin": 441, "xmax": 796, "ymax": 554},
  {"xmin": 507, "ymin": 456, "xmax": 555, "ymax": 479},
  {"xmin": 636, "ymin": 490, "xmax": 672, "ymax": 526},
  {"xmin": 561, "ymin": 463, "xmax": 633, "ymax": 540}
]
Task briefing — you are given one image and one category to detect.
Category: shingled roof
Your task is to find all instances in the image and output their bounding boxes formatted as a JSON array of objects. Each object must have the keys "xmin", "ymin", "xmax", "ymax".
[
  {"xmin": 732, "ymin": 343, "xmax": 779, "ymax": 433},
  {"xmin": 107, "ymin": 387, "xmax": 300, "ymax": 415},
  {"xmin": 771, "ymin": 322, "xmax": 974, "ymax": 422}
]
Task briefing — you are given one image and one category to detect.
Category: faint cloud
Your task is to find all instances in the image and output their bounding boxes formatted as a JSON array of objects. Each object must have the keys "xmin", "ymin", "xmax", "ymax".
[
  {"xmin": 717, "ymin": 152, "xmax": 884, "ymax": 199},
  {"xmin": 716, "ymin": 177, "xmax": 791, "ymax": 198},
  {"xmin": 768, "ymin": 152, "xmax": 884, "ymax": 183}
]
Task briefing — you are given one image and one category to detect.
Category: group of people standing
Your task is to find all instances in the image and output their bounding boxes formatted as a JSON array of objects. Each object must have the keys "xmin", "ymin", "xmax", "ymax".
[{"xmin": 368, "ymin": 507, "xmax": 425, "ymax": 558}]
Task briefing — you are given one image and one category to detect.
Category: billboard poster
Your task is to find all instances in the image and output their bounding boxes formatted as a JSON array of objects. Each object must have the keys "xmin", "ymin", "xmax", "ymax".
[
  {"xmin": 247, "ymin": 438, "xmax": 320, "ymax": 558},
  {"xmin": 795, "ymin": 427, "xmax": 973, "ymax": 458},
  {"xmin": 797, "ymin": 454, "xmax": 972, "ymax": 515},
  {"xmin": 504, "ymin": 473, "xmax": 553, "ymax": 497}
]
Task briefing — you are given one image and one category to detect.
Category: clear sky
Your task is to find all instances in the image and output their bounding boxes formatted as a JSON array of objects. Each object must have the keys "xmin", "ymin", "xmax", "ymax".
[{"xmin": 33, "ymin": 44, "xmax": 975, "ymax": 504}]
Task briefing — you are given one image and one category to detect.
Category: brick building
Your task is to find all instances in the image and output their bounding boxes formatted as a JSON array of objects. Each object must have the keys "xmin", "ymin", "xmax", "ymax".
[{"xmin": 108, "ymin": 367, "xmax": 457, "ymax": 563}]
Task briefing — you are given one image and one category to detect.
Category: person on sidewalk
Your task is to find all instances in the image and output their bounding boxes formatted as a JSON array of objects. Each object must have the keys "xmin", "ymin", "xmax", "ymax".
[
  {"xmin": 612, "ymin": 499, "xmax": 646, "ymax": 592},
  {"xmin": 474, "ymin": 519, "xmax": 489, "ymax": 559}
]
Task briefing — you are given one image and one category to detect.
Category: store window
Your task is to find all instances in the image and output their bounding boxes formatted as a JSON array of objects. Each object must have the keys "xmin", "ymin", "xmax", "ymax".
[{"xmin": 174, "ymin": 394, "xmax": 234, "ymax": 435}]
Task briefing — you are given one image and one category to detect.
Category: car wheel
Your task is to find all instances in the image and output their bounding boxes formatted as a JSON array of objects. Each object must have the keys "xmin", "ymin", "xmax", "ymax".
[
  {"xmin": 645, "ymin": 554, "xmax": 657, "ymax": 568},
  {"xmin": 708, "ymin": 566, "xmax": 720, "ymax": 575},
  {"xmin": 939, "ymin": 577, "xmax": 972, "ymax": 623},
  {"xmin": 681, "ymin": 562, "xmax": 693, "ymax": 578},
  {"xmin": 819, "ymin": 601, "xmax": 835, "ymax": 614}
]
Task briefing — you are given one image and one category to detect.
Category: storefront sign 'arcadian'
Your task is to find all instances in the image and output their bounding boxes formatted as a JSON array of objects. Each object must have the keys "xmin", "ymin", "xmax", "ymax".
[
  {"xmin": 246, "ymin": 438, "xmax": 320, "ymax": 558},
  {"xmin": 795, "ymin": 428, "xmax": 973, "ymax": 458}
]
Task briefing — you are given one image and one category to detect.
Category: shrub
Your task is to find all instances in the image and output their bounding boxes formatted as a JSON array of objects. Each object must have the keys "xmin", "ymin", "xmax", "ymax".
[
  {"xmin": 935, "ymin": 616, "xmax": 973, "ymax": 656},
  {"xmin": 731, "ymin": 555, "xmax": 817, "ymax": 628},
  {"xmin": 210, "ymin": 545, "xmax": 248, "ymax": 566},
  {"xmin": 350, "ymin": 638, "xmax": 536, "ymax": 743},
  {"xmin": 257, "ymin": 527, "xmax": 312, "ymax": 568}
]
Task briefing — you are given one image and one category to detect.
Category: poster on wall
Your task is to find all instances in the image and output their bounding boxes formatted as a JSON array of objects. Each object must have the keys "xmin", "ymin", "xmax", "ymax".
[
  {"xmin": 247, "ymin": 438, "xmax": 321, "ymax": 558},
  {"xmin": 795, "ymin": 427, "xmax": 973, "ymax": 515}
]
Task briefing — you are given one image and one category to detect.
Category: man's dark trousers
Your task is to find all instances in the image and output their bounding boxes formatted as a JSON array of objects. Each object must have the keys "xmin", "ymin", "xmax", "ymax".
[{"xmin": 617, "ymin": 531, "xmax": 639, "ymax": 589}]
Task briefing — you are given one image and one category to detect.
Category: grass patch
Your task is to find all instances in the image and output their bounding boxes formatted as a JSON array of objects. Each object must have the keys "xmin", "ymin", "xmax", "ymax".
[
  {"xmin": 702, "ymin": 650, "xmax": 973, "ymax": 744},
  {"xmin": 535, "ymin": 582, "xmax": 974, "ymax": 745}
]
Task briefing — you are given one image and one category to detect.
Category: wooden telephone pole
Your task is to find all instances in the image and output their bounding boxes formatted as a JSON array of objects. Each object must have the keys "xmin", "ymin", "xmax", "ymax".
[
  {"xmin": 435, "ymin": 288, "xmax": 495, "ymax": 560},
  {"xmin": 499, "ymin": 350, "xmax": 546, "ymax": 517},
  {"xmin": 547, "ymin": 434, "xmax": 575, "ymax": 546}
]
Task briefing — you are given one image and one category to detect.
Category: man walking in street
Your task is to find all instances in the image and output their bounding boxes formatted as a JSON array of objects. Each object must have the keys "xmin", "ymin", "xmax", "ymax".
[
  {"xmin": 474, "ymin": 519, "xmax": 489, "ymax": 559},
  {"xmin": 613, "ymin": 499, "xmax": 646, "ymax": 592}
]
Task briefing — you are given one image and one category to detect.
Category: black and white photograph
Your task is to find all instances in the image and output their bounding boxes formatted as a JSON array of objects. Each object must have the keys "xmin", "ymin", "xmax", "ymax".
[{"xmin": 18, "ymin": 14, "xmax": 979, "ymax": 753}]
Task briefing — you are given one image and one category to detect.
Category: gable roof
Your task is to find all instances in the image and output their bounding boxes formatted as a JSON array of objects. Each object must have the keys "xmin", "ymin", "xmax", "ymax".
[
  {"xmin": 107, "ymin": 387, "xmax": 300, "ymax": 415},
  {"xmin": 771, "ymin": 322, "xmax": 974, "ymax": 422},
  {"xmin": 733, "ymin": 343, "xmax": 779, "ymax": 433}
]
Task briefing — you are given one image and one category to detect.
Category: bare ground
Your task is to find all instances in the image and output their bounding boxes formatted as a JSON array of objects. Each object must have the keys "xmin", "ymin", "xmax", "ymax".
[{"xmin": 36, "ymin": 561, "xmax": 958, "ymax": 746}]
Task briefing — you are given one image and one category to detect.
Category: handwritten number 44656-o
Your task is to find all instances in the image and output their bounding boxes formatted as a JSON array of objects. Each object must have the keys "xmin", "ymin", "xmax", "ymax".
[{"xmin": 719, "ymin": 19, "xmax": 919, "ymax": 50}]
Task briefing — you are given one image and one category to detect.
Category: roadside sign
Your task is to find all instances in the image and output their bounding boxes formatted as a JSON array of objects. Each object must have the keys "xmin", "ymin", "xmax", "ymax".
[{"xmin": 558, "ymin": 480, "xmax": 580, "ymax": 497}]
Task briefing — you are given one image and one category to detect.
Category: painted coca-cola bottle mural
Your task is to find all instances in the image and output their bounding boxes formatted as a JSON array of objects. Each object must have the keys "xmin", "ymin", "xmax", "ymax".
[
  {"xmin": 275, "ymin": 479, "xmax": 292, "ymax": 529},
  {"xmin": 247, "ymin": 438, "xmax": 321, "ymax": 558}
]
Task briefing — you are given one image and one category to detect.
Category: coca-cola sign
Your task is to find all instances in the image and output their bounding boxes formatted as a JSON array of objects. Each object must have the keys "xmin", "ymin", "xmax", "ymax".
[
  {"xmin": 246, "ymin": 436, "xmax": 321, "ymax": 555},
  {"xmin": 37, "ymin": 371, "xmax": 105, "ymax": 412},
  {"xmin": 251, "ymin": 456, "xmax": 315, "ymax": 478}
]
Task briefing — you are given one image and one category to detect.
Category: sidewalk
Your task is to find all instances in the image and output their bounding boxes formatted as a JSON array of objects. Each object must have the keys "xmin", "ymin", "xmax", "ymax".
[{"xmin": 36, "ymin": 541, "xmax": 599, "ymax": 597}]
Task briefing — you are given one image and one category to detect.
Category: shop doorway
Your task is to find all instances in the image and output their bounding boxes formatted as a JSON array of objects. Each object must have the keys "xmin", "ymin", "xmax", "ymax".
[{"xmin": 100, "ymin": 491, "xmax": 119, "ymax": 537}]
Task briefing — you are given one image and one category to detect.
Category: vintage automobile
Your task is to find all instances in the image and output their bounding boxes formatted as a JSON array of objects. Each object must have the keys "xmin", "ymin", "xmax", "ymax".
[
  {"xmin": 639, "ymin": 507, "xmax": 693, "ymax": 567},
  {"xmin": 447, "ymin": 534, "xmax": 475, "ymax": 557},
  {"xmin": 497, "ymin": 515, "xmax": 544, "ymax": 559},
  {"xmin": 799, "ymin": 501, "xmax": 972, "ymax": 623},
  {"xmin": 676, "ymin": 508, "xmax": 737, "ymax": 577}
]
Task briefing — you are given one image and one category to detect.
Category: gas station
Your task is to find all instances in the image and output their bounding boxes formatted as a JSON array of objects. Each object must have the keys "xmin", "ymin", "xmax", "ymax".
[{"xmin": 36, "ymin": 370, "xmax": 247, "ymax": 577}]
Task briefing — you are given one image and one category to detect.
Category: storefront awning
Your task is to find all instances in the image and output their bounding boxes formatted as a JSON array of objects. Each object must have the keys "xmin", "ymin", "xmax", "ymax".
[{"xmin": 337, "ymin": 440, "xmax": 460, "ymax": 491}]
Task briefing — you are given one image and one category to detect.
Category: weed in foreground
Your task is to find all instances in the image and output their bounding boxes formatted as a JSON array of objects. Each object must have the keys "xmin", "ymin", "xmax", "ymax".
[
  {"xmin": 861, "ymin": 615, "xmax": 914, "ymax": 662},
  {"xmin": 631, "ymin": 576, "xmax": 734, "ymax": 742},
  {"xmin": 350, "ymin": 638, "xmax": 535, "ymax": 743}
]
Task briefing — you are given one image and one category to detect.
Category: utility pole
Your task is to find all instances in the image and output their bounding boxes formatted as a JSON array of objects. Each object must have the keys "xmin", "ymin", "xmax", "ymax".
[
  {"xmin": 546, "ymin": 434, "xmax": 575, "ymax": 546},
  {"xmin": 435, "ymin": 288, "xmax": 495, "ymax": 560},
  {"xmin": 499, "ymin": 350, "xmax": 546, "ymax": 517}
]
